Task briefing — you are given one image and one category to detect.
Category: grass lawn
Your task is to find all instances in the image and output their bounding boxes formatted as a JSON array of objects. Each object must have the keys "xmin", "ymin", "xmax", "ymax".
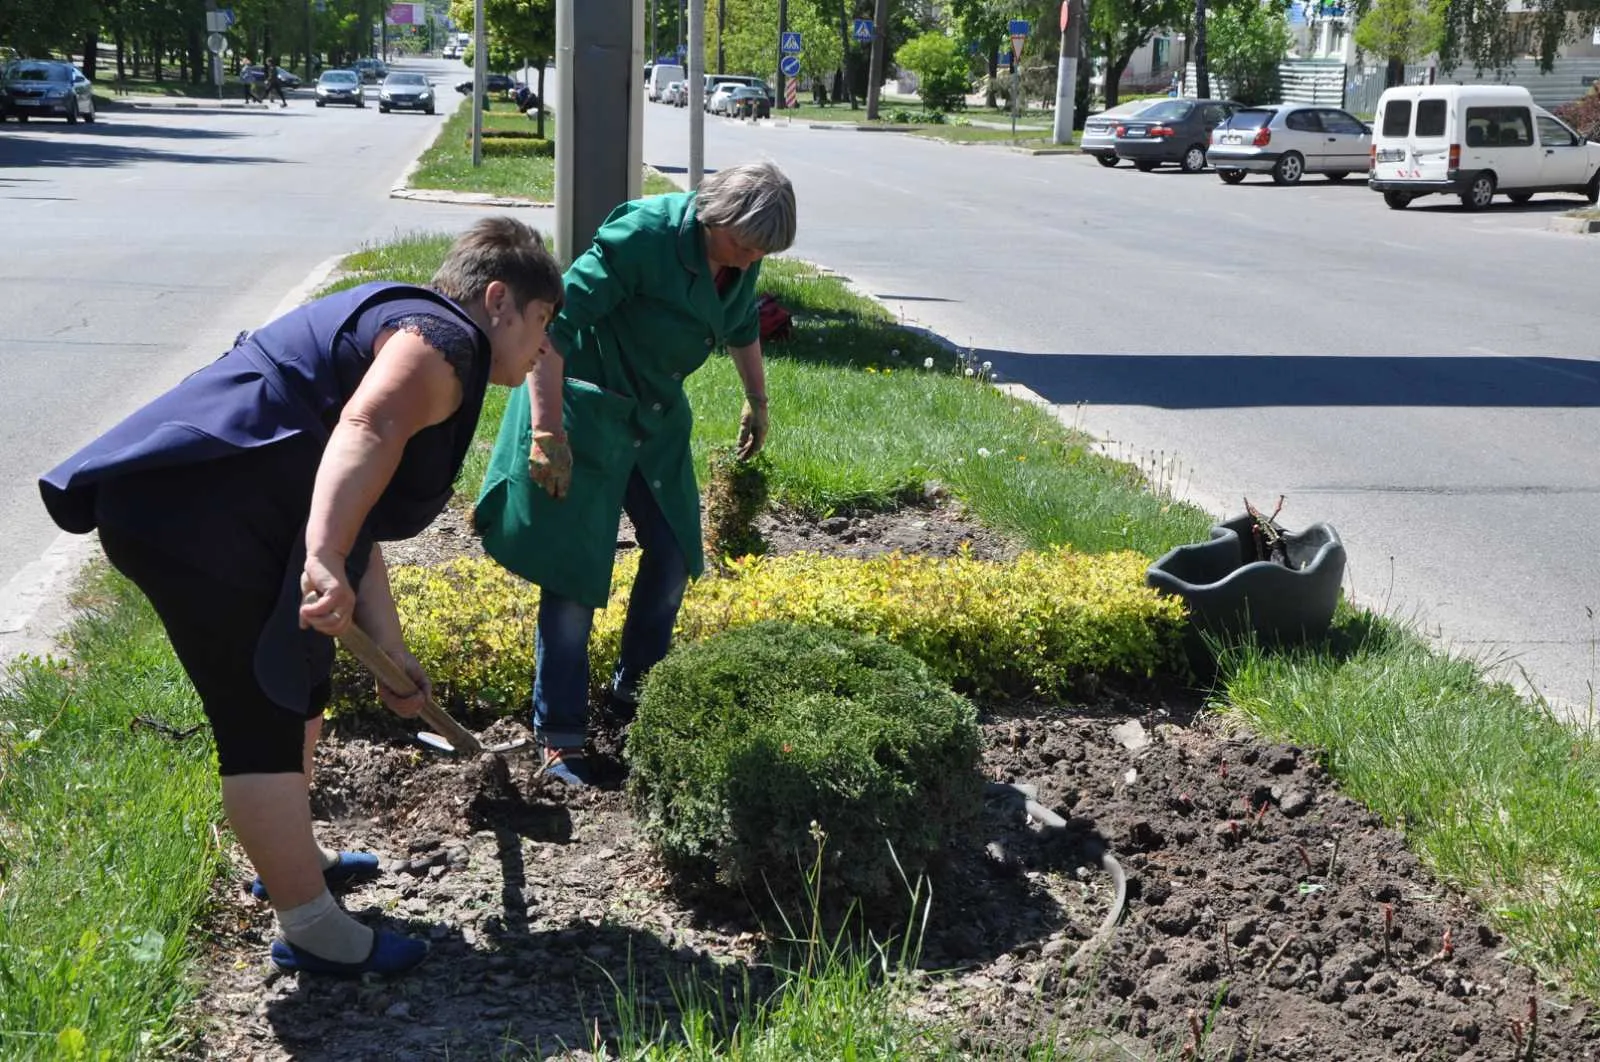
[
  {"xmin": 16, "ymin": 223, "xmax": 1600, "ymax": 1057},
  {"xmin": 93, "ymin": 73, "xmax": 236, "ymax": 100}
]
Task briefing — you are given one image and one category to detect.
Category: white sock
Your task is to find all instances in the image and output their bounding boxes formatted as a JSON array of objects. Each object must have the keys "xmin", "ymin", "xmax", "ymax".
[
  {"xmin": 276, "ymin": 890, "xmax": 374, "ymax": 963},
  {"xmin": 317, "ymin": 846, "xmax": 340, "ymax": 871}
]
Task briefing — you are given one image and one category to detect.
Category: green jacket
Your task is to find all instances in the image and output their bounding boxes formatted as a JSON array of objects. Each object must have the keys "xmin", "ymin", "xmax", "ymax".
[{"xmin": 475, "ymin": 192, "xmax": 763, "ymax": 608}]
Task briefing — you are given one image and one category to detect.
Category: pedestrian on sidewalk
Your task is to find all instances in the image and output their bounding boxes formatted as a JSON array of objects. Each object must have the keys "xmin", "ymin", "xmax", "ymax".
[
  {"xmin": 475, "ymin": 161, "xmax": 798, "ymax": 788},
  {"xmin": 264, "ymin": 58, "xmax": 289, "ymax": 106},
  {"xmin": 39, "ymin": 218, "xmax": 564, "ymax": 978},
  {"xmin": 241, "ymin": 57, "xmax": 266, "ymax": 104}
]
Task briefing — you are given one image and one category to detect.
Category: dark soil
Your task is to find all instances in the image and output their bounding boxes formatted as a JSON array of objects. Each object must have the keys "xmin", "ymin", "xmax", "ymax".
[{"xmin": 185, "ymin": 502, "xmax": 1600, "ymax": 1062}]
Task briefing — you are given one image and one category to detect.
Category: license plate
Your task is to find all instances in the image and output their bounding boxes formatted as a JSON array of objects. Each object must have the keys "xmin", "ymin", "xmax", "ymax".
[
  {"xmin": 15, "ymin": 98, "xmax": 38, "ymax": 106},
  {"xmin": 1124, "ymin": 128, "xmax": 1145, "ymax": 137},
  {"xmin": 1376, "ymin": 148, "xmax": 1406, "ymax": 162},
  {"xmin": 1221, "ymin": 133, "xmax": 1241, "ymax": 144}
]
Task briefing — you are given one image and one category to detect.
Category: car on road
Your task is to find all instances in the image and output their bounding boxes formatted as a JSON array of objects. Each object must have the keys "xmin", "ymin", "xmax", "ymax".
[
  {"xmin": 727, "ymin": 85, "xmax": 771, "ymax": 119},
  {"xmin": 663, "ymin": 80, "xmax": 684, "ymax": 106},
  {"xmin": 242, "ymin": 64, "xmax": 302, "ymax": 90},
  {"xmin": 1081, "ymin": 99, "xmax": 1170, "ymax": 166},
  {"xmin": 379, "ymin": 71, "xmax": 435, "ymax": 114},
  {"xmin": 1114, "ymin": 98, "xmax": 1241, "ymax": 172},
  {"xmin": 454, "ymin": 73, "xmax": 516, "ymax": 96},
  {"xmin": 1208, "ymin": 104, "xmax": 1372, "ymax": 185},
  {"xmin": 314, "ymin": 69, "xmax": 366, "ymax": 108},
  {"xmin": 0, "ymin": 59, "xmax": 95, "ymax": 124},
  {"xmin": 706, "ymin": 83, "xmax": 739, "ymax": 115},
  {"xmin": 353, "ymin": 58, "xmax": 388, "ymax": 83},
  {"xmin": 1369, "ymin": 83, "xmax": 1600, "ymax": 210}
]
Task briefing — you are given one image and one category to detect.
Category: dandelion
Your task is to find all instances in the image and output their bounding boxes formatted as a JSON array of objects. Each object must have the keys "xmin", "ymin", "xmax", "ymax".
[
  {"xmin": 992, "ymin": 372, "xmax": 1003, "ymax": 382},
  {"xmin": 865, "ymin": 366, "xmax": 878, "ymax": 374},
  {"xmin": 964, "ymin": 367, "xmax": 975, "ymax": 377},
  {"xmin": 923, "ymin": 357, "xmax": 934, "ymax": 369},
  {"xmin": 890, "ymin": 348, "xmax": 901, "ymax": 358},
  {"xmin": 977, "ymin": 447, "xmax": 992, "ymax": 459},
  {"xmin": 982, "ymin": 360, "xmax": 993, "ymax": 372}
]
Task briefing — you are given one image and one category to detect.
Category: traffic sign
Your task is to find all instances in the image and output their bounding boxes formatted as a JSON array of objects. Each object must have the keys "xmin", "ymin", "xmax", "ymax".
[
  {"xmin": 1011, "ymin": 32, "xmax": 1027, "ymax": 60},
  {"xmin": 1060, "ymin": 1, "xmax": 1070, "ymax": 31},
  {"xmin": 206, "ymin": 31, "xmax": 228, "ymax": 54},
  {"xmin": 780, "ymin": 55, "xmax": 800, "ymax": 77},
  {"xmin": 852, "ymin": 18, "xmax": 874, "ymax": 42},
  {"xmin": 1008, "ymin": 19, "xmax": 1030, "ymax": 35},
  {"xmin": 780, "ymin": 31, "xmax": 803, "ymax": 55}
]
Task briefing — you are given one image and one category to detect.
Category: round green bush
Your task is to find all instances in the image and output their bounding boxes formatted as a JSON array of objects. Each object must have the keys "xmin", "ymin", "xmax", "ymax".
[{"xmin": 625, "ymin": 621, "xmax": 982, "ymax": 903}]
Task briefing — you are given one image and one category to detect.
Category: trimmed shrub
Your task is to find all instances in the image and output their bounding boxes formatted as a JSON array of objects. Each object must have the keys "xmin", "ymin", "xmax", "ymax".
[
  {"xmin": 352, "ymin": 546, "xmax": 1185, "ymax": 716},
  {"xmin": 624, "ymin": 621, "xmax": 982, "ymax": 901},
  {"xmin": 470, "ymin": 136, "xmax": 554, "ymax": 158}
]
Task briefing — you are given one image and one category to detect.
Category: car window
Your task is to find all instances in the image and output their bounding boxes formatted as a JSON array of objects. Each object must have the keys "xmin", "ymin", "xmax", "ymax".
[
  {"xmin": 1536, "ymin": 114, "xmax": 1577, "ymax": 147},
  {"xmin": 1380, "ymin": 100, "xmax": 1411, "ymax": 137},
  {"xmin": 1414, "ymin": 99, "xmax": 1447, "ymax": 137},
  {"xmin": 1200, "ymin": 104, "xmax": 1227, "ymax": 125},
  {"xmin": 1285, "ymin": 109, "xmax": 1321, "ymax": 132},
  {"xmin": 1320, "ymin": 109, "xmax": 1367, "ymax": 134},
  {"xmin": 1222, "ymin": 109, "xmax": 1275, "ymax": 129},
  {"xmin": 1138, "ymin": 100, "xmax": 1193, "ymax": 122},
  {"xmin": 1464, "ymin": 106, "xmax": 1531, "ymax": 147}
]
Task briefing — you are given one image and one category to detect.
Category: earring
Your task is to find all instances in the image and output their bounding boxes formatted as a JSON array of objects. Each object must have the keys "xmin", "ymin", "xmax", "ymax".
[{"xmin": 491, "ymin": 316, "xmax": 500, "ymax": 329}]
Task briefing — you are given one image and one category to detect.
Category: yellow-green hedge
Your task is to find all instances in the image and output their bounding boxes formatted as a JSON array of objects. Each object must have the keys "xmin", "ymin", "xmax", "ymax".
[
  {"xmin": 466, "ymin": 136, "xmax": 554, "ymax": 158},
  {"xmin": 361, "ymin": 548, "xmax": 1186, "ymax": 714}
]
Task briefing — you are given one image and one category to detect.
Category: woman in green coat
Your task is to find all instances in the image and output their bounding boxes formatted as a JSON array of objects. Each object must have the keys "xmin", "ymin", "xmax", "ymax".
[{"xmin": 475, "ymin": 161, "xmax": 797, "ymax": 785}]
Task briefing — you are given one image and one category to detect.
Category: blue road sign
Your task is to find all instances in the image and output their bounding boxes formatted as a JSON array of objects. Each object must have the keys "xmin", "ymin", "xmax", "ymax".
[
  {"xmin": 221, "ymin": 7, "xmax": 237, "ymax": 27},
  {"xmin": 780, "ymin": 54, "xmax": 800, "ymax": 77},
  {"xmin": 1007, "ymin": 18, "xmax": 1029, "ymax": 35},
  {"xmin": 780, "ymin": 31, "xmax": 803, "ymax": 55},
  {"xmin": 996, "ymin": 50, "xmax": 1011, "ymax": 68},
  {"xmin": 852, "ymin": 18, "xmax": 874, "ymax": 42}
]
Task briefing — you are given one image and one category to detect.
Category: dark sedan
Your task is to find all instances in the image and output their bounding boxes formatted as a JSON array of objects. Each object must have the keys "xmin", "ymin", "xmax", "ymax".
[
  {"xmin": 379, "ymin": 71, "xmax": 435, "ymax": 114},
  {"xmin": 455, "ymin": 73, "xmax": 516, "ymax": 96},
  {"xmin": 1114, "ymin": 98, "xmax": 1241, "ymax": 173},
  {"xmin": 728, "ymin": 85, "xmax": 771, "ymax": 119},
  {"xmin": 314, "ymin": 69, "xmax": 365, "ymax": 107},
  {"xmin": 0, "ymin": 59, "xmax": 96, "ymax": 124}
]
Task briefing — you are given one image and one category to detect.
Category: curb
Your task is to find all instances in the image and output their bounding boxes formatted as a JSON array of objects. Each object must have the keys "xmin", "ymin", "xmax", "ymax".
[
  {"xmin": 388, "ymin": 187, "xmax": 553, "ymax": 208},
  {"xmin": 1547, "ymin": 214, "xmax": 1600, "ymax": 234}
]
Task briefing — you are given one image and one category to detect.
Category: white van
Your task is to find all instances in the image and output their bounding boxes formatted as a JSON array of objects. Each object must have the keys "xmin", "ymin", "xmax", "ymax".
[
  {"xmin": 648, "ymin": 63, "xmax": 684, "ymax": 102},
  {"xmin": 1369, "ymin": 84, "xmax": 1600, "ymax": 210}
]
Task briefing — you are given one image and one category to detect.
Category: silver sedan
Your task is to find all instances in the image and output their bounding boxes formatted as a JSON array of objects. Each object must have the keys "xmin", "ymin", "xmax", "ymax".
[
  {"xmin": 1080, "ymin": 99, "xmax": 1170, "ymax": 167},
  {"xmin": 1209, "ymin": 104, "xmax": 1372, "ymax": 185}
]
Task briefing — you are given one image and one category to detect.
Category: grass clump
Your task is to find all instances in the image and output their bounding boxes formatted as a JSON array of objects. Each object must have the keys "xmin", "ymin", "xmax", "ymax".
[
  {"xmin": 0, "ymin": 570, "xmax": 223, "ymax": 1061},
  {"xmin": 702, "ymin": 446, "xmax": 770, "ymax": 564},
  {"xmin": 625, "ymin": 621, "xmax": 981, "ymax": 903}
]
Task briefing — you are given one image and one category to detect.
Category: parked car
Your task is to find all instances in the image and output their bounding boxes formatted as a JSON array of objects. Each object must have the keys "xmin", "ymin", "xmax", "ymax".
[
  {"xmin": 242, "ymin": 64, "xmax": 302, "ymax": 90},
  {"xmin": 1208, "ymin": 104, "xmax": 1371, "ymax": 185},
  {"xmin": 1114, "ymin": 98, "xmax": 1241, "ymax": 172},
  {"xmin": 706, "ymin": 83, "xmax": 739, "ymax": 115},
  {"xmin": 454, "ymin": 72, "xmax": 516, "ymax": 96},
  {"xmin": 663, "ymin": 80, "xmax": 684, "ymax": 106},
  {"xmin": 379, "ymin": 71, "xmax": 435, "ymax": 114},
  {"xmin": 353, "ymin": 58, "xmax": 388, "ymax": 83},
  {"xmin": 1369, "ymin": 83, "xmax": 1600, "ymax": 210},
  {"xmin": 0, "ymin": 59, "xmax": 95, "ymax": 124},
  {"xmin": 649, "ymin": 62, "xmax": 684, "ymax": 102},
  {"xmin": 728, "ymin": 85, "xmax": 771, "ymax": 119},
  {"xmin": 1081, "ymin": 99, "xmax": 1170, "ymax": 167},
  {"xmin": 314, "ymin": 69, "xmax": 365, "ymax": 108}
]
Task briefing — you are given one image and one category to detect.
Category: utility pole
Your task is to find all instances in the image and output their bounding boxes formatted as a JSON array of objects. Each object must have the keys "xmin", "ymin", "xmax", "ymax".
[
  {"xmin": 472, "ymin": 0, "xmax": 485, "ymax": 166},
  {"xmin": 1051, "ymin": 0, "xmax": 1083, "ymax": 145},
  {"xmin": 1193, "ymin": 0, "xmax": 1209, "ymax": 98},
  {"xmin": 689, "ymin": 0, "xmax": 704, "ymax": 186},
  {"xmin": 716, "ymin": 0, "xmax": 725, "ymax": 74},
  {"xmin": 865, "ymin": 0, "xmax": 889, "ymax": 119},
  {"xmin": 776, "ymin": 0, "xmax": 787, "ymax": 110}
]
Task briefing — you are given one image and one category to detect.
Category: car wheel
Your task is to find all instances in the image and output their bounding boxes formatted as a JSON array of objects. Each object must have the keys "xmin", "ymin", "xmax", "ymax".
[
  {"xmin": 16, "ymin": 114, "xmax": 27, "ymax": 123},
  {"xmin": 1508, "ymin": 192, "xmax": 1533, "ymax": 204},
  {"xmin": 380, "ymin": 104, "xmax": 390, "ymax": 113},
  {"xmin": 1181, "ymin": 145, "xmax": 1207, "ymax": 173},
  {"xmin": 1587, "ymin": 171, "xmax": 1599, "ymax": 204},
  {"xmin": 65, "ymin": 98, "xmax": 78, "ymax": 125},
  {"xmin": 1459, "ymin": 172, "xmax": 1495, "ymax": 210},
  {"xmin": 1325, "ymin": 171, "xmax": 1348, "ymax": 182},
  {"xmin": 1095, "ymin": 153, "xmax": 1119, "ymax": 168},
  {"xmin": 1272, "ymin": 151, "xmax": 1305, "ymax": 185},
  {"xmin": 425, "ymin": 106, "xmax": 435, "ymax": 115},
  {"xmin": 1218, "ymin": 168, "xmax": 1246, "ymax": 184},
  {"xmin": 1135, "ymin": 161, "xmax": 1159, "ymax": 172},
  {"xmin": 357, "ymin": 99, "xmax": 366, "ymax": 108},
  {"xmin": 316, "ymin": 99, "xmax": 325, "ymax": 107},
  {"xmin": 1383, "ymin": 190, "xmax": 1412, "ymax": 210}
]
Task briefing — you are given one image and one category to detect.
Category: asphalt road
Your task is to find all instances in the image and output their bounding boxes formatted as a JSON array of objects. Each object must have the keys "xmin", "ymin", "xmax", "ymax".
[
  {"xmin": 645, "ymin": 105, "xmax": 1600, "ymax": 715},
  {"xmin": 0, "ymin": 59, "xmax": 513, "ymax": 622}
]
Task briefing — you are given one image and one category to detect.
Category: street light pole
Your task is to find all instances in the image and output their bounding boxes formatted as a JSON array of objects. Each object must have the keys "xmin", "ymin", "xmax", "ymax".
[
  {"xmin": 689, "ymin": 0, "xmax": 704, "ymax": 186},
  {"xmin": 472, "ymin": 0, "xmax": 485, "ymax": 166},
  {"xmin": 776, "ymin": 0, "xmax": 787, "ymax": 111}
]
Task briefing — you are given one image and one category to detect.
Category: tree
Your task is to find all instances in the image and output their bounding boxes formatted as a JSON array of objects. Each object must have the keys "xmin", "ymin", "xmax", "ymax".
[
  {"xmin": 949, "ymin": 0, "xmax": 1006, "ymax": 106},
  {"xmin": 1205, "ymin": 0, "xmax": 1290, "ymax": 103},
  {"xmin": 1353, "ymin": 0, "xmax": 1444, "ymax": 85},
  {"xmin": 894, "ymin": 29, "xmax": 967, "ymax": 110},
  {"xmin": 710, "ymin": 0, "xmax": 840, "ymax": 86},
  {"xmin": 1088, "ymin": 0, "xmax": 1188, "ymax": 105}
]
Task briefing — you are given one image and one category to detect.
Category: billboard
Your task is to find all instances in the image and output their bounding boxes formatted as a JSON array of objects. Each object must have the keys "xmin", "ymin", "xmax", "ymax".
[{"xmin": 386, "ymin": 3, "xmax": 419, "ymax": 24}]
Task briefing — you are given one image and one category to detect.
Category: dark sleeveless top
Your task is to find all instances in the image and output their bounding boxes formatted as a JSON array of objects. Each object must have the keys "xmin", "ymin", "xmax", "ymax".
[{"xmin": 38, "ymin": 282, "xmax": 491, "ymax": 712}]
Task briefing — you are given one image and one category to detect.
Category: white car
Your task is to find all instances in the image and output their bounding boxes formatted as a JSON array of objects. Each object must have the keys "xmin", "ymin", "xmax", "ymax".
[
  {"xmin": 706, "ymin": 83, "xmax": 738, "ymax": 115},
  {"xmin": 1081, "ymin": 99, "xmax": 1170, "ymax": 167},
  {"xmin": 1208, "ymin": 104, "xmax": 1372, "ymax": 185}
]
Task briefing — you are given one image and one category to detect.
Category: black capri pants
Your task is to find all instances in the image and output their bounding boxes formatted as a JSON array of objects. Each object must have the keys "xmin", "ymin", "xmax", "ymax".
[{"xmin": 98, "ymin": 527, "xmax": 329, "ymax": 776}]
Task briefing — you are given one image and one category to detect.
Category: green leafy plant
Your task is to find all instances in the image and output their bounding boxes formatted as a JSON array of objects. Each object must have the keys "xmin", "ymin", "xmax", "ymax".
[
  {"xmin": 1206, "ymin": 2, "xmax": 1292, "ymax": 106},
  {"xmin": 625, "ymin": 621, "xmax": 982, "ymax": 904},
  {"xmin": 894, "ymin": 32, "xmax": 971, "ymax": 114}
]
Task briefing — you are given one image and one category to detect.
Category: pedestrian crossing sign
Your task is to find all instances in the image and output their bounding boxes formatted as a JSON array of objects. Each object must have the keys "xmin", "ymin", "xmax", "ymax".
[{"xmin": 780, "ymin": 31, "xmax": 803, "ymax": 55}]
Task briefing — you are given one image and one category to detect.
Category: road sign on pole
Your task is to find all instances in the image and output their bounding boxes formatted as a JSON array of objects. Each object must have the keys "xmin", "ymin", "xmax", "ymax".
[
  {"xmin": 852, "ymin": 18, "xmax": 873, "ymax": 42},
  {"xmin": 206, "ymin": 31, "xmax": 228, "ymax": 53},
  {"xmin": 785, "ymin": 79, "xmax": 797, "ymax": 108},
  {"xmin": 780, "ymin": 54, "xmax": 800, "ymax": 77},
  {"xmin": 780, "ymin": 31, "xmax": 802, "ymax": 54},
  {"xmin": 1060, "ymin": 0, "xmax": 1070, "ymax": 31}
]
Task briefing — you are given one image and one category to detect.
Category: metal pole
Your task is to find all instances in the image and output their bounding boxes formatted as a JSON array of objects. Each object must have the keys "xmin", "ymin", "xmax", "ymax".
[
  {"xmin": 556, "ymin": 0, "xmax": 644, "ymax": 264},
  {"xmin": 776, "ymin": 0, "xmax": 787, "ymax": 110},
  {"xmin": 716, "ymin": 0, "xmax": 725, "ymax": 74},
  {"xmin": 472, "ymin": 0, "xmax": 485, "ymax": 167},
  {"xmin": 1051, "ymin": 0, "xmax": 1082, "ymax": 145},
  {"xmin": 688, "ymin": 0, "xmax": 704, "ymax": 186}
]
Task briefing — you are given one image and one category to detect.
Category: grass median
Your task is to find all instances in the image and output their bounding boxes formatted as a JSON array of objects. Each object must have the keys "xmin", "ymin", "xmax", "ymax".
[{"xmin": 16, "ymin": 222, "xmax": 1600, "ymax": 1057}]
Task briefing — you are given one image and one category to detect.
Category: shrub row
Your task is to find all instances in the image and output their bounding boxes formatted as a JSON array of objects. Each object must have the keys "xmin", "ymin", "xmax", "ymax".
[
  {"xmin": 461, "ymin": 135, "xmax": 554, "ymax": 158},
  {"xmin": 362, "ymin": 546, "xmax": 1185, "ymax": 714}
]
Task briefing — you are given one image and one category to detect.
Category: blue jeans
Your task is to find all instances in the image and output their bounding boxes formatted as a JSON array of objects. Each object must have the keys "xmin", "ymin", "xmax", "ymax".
[{"xmin": 531, "ymin": 468, "xmax": 689, "ymax": 749}]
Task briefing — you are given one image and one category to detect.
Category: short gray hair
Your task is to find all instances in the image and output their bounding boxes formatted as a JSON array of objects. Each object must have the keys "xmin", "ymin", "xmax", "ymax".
[{"xmin": 695, "ymin": 161, "xmax": 797, "ymax": 254}]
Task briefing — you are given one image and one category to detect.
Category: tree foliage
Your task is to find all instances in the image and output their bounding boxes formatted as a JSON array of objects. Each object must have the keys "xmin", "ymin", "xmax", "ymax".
[
  {"xmin": 1206, "ymin": 0, "xmax": 1290, "ymax": 104},
  {"xmin": 710, "ymin": 0, "xmax": 842, "ymax": 84},
  {"xmin": 1352, "ymin": 0, "xmax": 1445, "ymax": 62},
  {"xmin": 894, "ymin": 29, "xmax": 968, "ymax": 109},
  {"xmin": 1089, "ymin": 0, "xmax": 1188, "ymax": 105}
]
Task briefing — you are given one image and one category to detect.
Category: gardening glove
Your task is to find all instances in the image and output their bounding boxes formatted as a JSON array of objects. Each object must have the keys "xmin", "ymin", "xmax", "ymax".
[
  {"xmin": 737, "ymin": 396, "xmax": 769, "ymax": 461},
  {"xmin": 529, "ymin": 429, "xmax": 572, "ymax": 500}
]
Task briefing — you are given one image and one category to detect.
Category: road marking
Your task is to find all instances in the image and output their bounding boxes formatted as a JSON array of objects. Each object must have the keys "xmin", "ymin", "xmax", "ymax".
[{"xmin": 1376, "ymin": 239, "xmax": 1421, "ymax": 252}]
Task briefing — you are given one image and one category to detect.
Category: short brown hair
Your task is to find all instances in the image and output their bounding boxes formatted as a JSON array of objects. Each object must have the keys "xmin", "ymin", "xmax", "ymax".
[{"xmin": 431, "ymin": 216, "xmax": 564, "ymax": 312}]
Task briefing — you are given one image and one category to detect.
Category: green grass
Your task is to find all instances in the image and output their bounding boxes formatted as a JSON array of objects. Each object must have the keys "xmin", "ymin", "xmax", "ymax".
[
  {"xmin": 913, "ymin": 124, "xmax": 1055, "ymax": 144},
  {"xmin": 93, "ymin": 73, "xmax": 234, "ymax": 100},
  {"xmin": 1217, "ymin": 615, "xmax": 1600, "ymax": 1001},
  {"xmin": 0, "ymin": 572, "xmax": 223, "ymax": 1060}
]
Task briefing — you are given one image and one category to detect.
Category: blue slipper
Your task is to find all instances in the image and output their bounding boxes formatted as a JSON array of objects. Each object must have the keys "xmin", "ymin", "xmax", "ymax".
[
  {"xmin": 539, "ymin": 745, "xmax": 594, "ymax": 787},
  {"xmin": 251, "ymin": 850, "xmax": 381, "ymax": 902},
  {"xmin": 270, "ymin": 928, "xmax": 429, "ymax": 977}
]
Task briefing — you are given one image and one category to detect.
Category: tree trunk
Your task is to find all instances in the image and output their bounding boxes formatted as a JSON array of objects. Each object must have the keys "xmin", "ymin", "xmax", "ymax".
[
  {"xmin": 536, "ymin": 63, "xmax": 546, "ymax": 137},
  {"xmin": 1104, "ymin": 48, "xmax": 1132, "ymax": 107},
  {"xmin": 864, "ymin": 0, "xmax": 889, "ymax": 119},
  {"xmin": 81, "ymin": 32, "xmax": 99, "ymax": 79},
  {"xmin": 835, "ymin": 0, "xmax": 857, "ymax": 107},
  {"xmin": 116, "ymin": 34, "xmax": 126, "ymax": 81},
  {"xmin": 153, "ymin": 33, "xmax": 163, "ymax": 81},
  {"xmin": 1385, "ymin": 56, "xmax": 1405, "ymax": 87},
  {"xmin": 1193, "ymin": 0, "xmax": 1209, "ymax": 99},
  {"xmin": 985, "ymin": 52, "xmax": 997, "ymax": 108}
]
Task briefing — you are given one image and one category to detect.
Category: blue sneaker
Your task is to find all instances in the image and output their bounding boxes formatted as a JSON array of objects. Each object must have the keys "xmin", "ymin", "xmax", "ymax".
[
  {"xmin": 251, "ymin": 850, "xmax": 381, "ymax": 902},
  {"xmin": 269, "ymin": 928, "xmax": 429, "ymax": 977},
  {"xmin": 538, "ymin": 745, "xmax": 593, "ymax": 787}
]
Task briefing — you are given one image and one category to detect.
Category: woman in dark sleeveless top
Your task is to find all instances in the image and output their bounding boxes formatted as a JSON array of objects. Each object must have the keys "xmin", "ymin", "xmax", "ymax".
[{"xmin": 39, "ymin": 217, "xmax": 563, "ymax": 978}]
